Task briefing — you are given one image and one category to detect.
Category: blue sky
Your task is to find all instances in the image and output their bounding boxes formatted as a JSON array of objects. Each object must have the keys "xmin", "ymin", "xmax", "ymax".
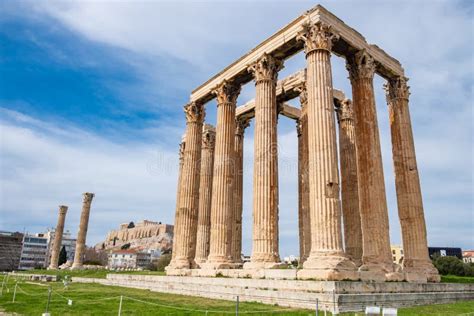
[{"xmin": 0, "ymin": 0, "xmax": 472, "ymax": 256}]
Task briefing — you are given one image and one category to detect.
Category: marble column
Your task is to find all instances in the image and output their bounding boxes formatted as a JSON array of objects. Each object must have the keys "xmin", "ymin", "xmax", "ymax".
[
  {"xmin": 296, "ymin": 83, "xmax": 311, "ymax": 265},
  {"xmin": 231, "ymin": 117, "xmax": 250, "ymax": 264},
  {"xmin": 335, "ymin": 99, "xmax": 363, "ymax": 267},
  {"xmin": 167, "ymin": 102, "xmax": 205, "ymax": 270},
  {"xmin": 72, "ymin": 193, "xmax": 95, "ymax": 270},
  {"xmin": 244, "ymin": 53, "xmax": 283, "ymax": 269},
  {"xmin": 346, "ymin": 50, "xmax": 403, "ymax": 281},
  {"xmin": 172, "ymin": 136, "xmax": 186, "ymax": 261},
  {"xmin": 195, "ymin": 124, "xmax": 216, "ymax": 266},
  {"xmin": 385, "ymin": 77, "xmax": 440, "ymax": 283},
  {"xmin": 297, "ymin": 21, "xmax": 357, "ymax": 280},
  {"xmin": 204, "ymin": 80, "xmax": 241, "ymax": 269},
  {"xmin": 48, "ymin": 205, "xmax": 68, "ymax": 269}
]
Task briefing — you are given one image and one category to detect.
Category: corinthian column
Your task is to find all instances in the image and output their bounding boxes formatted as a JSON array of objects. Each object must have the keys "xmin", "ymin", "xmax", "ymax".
[
  {"xmin": 346, "ymin": 50, "xmax": 403, "ymax": 281},
  {"xmin": 72, "ymin": 193, "xmax": 95, "ymax": 270},
  {"xmin": 335, "ymin": 99, "xmax": 363, "ymax": 267},
  {"xmin": 385, "ymin": 77, "xmax": 440, "ymax": 283},
  {"xmin": 48, "ymin": 205, "xmax": 68, "ymax": 270},
  {"xmin": 204, "ymin": 80, "xmax": 241, "ymax": 269},
  {"xmin": 296, "ymin": 83, "xmax": 311, "ymax": 265},
  {"xmin": 296, "ymin": 22, "xmax": 357, "ymax": 280},
  {"xmin": 172, "ymin": 136, "xmax": 186, "ymax": 261},
  {"xmin": 231, "ymin": 117, "xmax": 250, "ymax": 264},
  {"xmin": 244, "ymin": 53, "xmax": 283, "ymax": 269},
  {"xmin": 195, "ymin": 124, "xmax": 216, "ymax": 266},
  {"xmin": 167, "ymin": 102, "xmax": 205, "ymax": 270}
]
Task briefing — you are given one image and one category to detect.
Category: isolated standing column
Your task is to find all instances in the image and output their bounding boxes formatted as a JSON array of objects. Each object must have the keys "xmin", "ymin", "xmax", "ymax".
[
  {"xmin": 172, "ymin": 136, "xmax": 186, "ymax": 261},
  {"xmin": 385, "ymin": 77, "xmax": 440, "ymax": 282},
  {"xmin": 168, "ymin": 102, "xmax": 205, "ymax": 270},
  {"xmin": 297, "ymin": 21, "xmax": 357, "ymax": 280},
  {"xmin": 244, "ymin": 53, "xmax": 283, "ymax": 269},
  {"xmin": 205, "ymin": 80, "xmax": 241, "ymax": 269},
  {"xmin": 48, "ymin": 205, "xmax": 68, "ymax": 269},
  {"xmin": 195, "ymin": 125, "xmax": 216, "ymax": 265},
  {"xmin": 335, "ymin": 99, "xmax": 363, "ymax": 266},
  {"xmin": 72, "ymin": 193, "xmax": 95, "ymax": 269}
]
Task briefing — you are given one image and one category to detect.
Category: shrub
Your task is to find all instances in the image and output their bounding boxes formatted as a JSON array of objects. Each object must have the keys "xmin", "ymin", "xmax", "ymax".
[
  {"xmin": 433, "ymin": 256, "xmax": 474, "ymax": 277},
  {"xmin": 155, "ymin": 254, "xmax": 172, "ymax": 271}
]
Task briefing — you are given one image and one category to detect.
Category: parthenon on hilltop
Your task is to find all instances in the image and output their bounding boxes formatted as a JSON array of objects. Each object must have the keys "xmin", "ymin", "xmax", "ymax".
[{"xmin": 167, "ymin": 4, "xmax": 440, "ymax": 283}]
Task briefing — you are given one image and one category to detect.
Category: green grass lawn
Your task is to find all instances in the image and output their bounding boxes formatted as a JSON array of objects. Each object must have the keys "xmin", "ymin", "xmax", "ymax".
[
  {"xmin": 1, "ymin": 275, "xmax": 473, "ymax": 316},
  {"xmin": 14, "ymin": 269, "xmax": 166, "ymax": 280},
  {"xmin": 441, "ymin": 275, "xmax": 474, "ymax": 284}
]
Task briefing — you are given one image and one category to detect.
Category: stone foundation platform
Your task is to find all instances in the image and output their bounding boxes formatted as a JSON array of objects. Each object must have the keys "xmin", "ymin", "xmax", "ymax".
[{"xmin": 72, "ymin": 274, "xmax": 474, "ymax": 313}]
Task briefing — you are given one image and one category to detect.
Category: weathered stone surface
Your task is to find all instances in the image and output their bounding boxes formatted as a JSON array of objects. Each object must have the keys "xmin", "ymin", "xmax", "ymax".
[
  {"xmin": 72, "ymin": 193, "xmax": 94, "ymax": 270},
  {"xmin": 48, "ymin": 205, "xmax": 68, "ymax": 270}
]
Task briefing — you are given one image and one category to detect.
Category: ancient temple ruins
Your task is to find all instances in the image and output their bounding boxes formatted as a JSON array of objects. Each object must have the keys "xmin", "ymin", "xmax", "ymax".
[{"xmin": 167, "ymin": 4, "xmax": 439, "ymax": 283}]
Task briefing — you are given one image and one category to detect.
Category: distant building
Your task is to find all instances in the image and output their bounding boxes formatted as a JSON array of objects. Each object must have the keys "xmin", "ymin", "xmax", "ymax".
[
  {"xmin": 391, "ymin": 245, "xmax": 404, "ymax": 264},
  {"xmin": 0, "ymin": 231, "xmax": 24, "ymax": 271},
  {"xmin": 283, "ymin": 255, "xmax": 299, "ymax": 264},
  {"xmin": 108, "ymin": 249, "xmax": 152, "ymax": 269},
  {"xmin": 463, "ymin": 250, "xmax": 474, "ymax": 263},
  {"xmin": 428, "ymin": 247, "xmax": 462, "ymax": 260},
  {"xmin": 19, "ymin": 233, "xmax": 49, "ymax": 270},
  {"xmin": 43, "ymin": 229, "xmax": 76, "ymax": 266}
]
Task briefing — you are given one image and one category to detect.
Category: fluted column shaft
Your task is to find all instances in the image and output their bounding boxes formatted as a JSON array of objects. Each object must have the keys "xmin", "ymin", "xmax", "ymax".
[
  {"xmin": 347, "ymin": 51, "xmax": 401, "ymax": 281},
  {"xmin": 195, "ymin": 125, "xmax": 216, "ymax": 265},
  {"xmin": 72, "ymin": 193, "xmax": 94, "ymax": 269},
  {"xmin": 172, "ymin": 138, "xmax": 186, "ymax": 261},
  {"xmin": 296, "ymin": 84, "xmax": 311, "ymax": 265},
  {"xmin": 297, "ymin": 22, "xmax": 357, "ymax": 280},
  {"xmin": 231, "ymin": 118, "xmax": 250, "ymax": 263},
  {"xmin": 205, "ymin": 81, "xmax": 241, "ymax": 269},
  {"xmin": 168, "ymin": 102, "xmax": 204, "ymax": 269},
  {"xmin": 48, "ymin": 205, "xmax": 68, "ymax": 269},
  {"xmin": 244, "ymin": 53, "xmax": 282, "ymax": 268},
  {"xmin": 336, "ymin": 99, "xmax": 363, "ymax": 266},
  {"xmin": 385, "ymin": 77, "xmax": 439, "ymax": 282}
]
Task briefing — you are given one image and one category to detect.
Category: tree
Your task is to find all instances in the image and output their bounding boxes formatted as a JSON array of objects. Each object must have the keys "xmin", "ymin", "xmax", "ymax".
[
  {"xmin": 433, "ymin": 256, "xmax": 474, "ymax": 276},
  {"xmin": 121, "ymin": 243, "xmax": 131, "ymax": 250},
  {"xmin": 127, "ymin": 222, "xmax": 135, "ymax": 229},
  {"xmin": 155, "ymin": 254, "xmax": 172, "ymax": 271},
  {"xmin": 58, "ymin": 245, "xmax": 67, "ymax": 266}
]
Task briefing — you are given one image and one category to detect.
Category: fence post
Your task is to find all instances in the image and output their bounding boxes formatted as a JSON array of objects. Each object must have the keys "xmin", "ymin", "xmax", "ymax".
[
  {"xmin": 118, "ymin": 295, "xmax": 123, "ymax": 316},
  {"xmin": 12, "ymin": 282, "xmax": 18, "ymax": 303},
  {"xmin": 0, "ymin": 274, "xmax": 6, "ymax": 296},
  {"xmin": 315, "ymin": 297, "xmax": 319, "ymax": 316},
  {"xmin": 235, "ymin": 295, "xmax": 239, "ymax": 315},
  {"xmin": 45, "ymin": 286, "xmax": 52, "ymax": 314}
]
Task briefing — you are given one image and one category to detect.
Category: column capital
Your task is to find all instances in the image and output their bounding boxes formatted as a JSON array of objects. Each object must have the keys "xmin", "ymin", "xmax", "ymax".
[
  {"xmin": 58, "ymin": 205, "xmax": 68, "ymax": 214},
  {"xmin": 184, "ymin": 102, "xmax": 205, "ymax": 124},
  {"xmin": 82, "ymin": 192, "xmax": 95, "ymax": 203},
  {"xmin": 248, "ymin": 53, "xmax": 284, "ymax": 84},
  {"xmin": 346, "ymin": 50, "xmax": 376, "ymax": 81},
  {"xmin": 235, "ymin": 116, "xmax": 251, "ymax": 137},
  {"xmin": 296, "ymin": 119, "xmax": 303, "ymax": 137},
  {"xmin": 384, "ymin": 76, "xmax": 410, "ymax": 103},
  {"xmin": 294, "ymin": 82, "xmax": 308, "ymax": 112},
  {"xmin": 202, "ymin": 124, "xmax": 216, "ymax": 149},
  {"xmin": 335, "ymin": 99, "xmax": 354, "ymax": 123},
  {"xmin": 212, "ymin": 80, "xmax": 241, "ymax": 106},
  {"xmin": 297, "ymin": 21, "xmax": 339, "ymax": 55}
]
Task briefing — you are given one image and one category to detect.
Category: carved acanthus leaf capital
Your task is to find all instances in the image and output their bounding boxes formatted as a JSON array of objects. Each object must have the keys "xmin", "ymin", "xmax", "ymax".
[
  {"xmin": 335, "ymin": 99, "xmax": 354, "ymax": 122},
  {"xmin": 212, "ymin": 80, "xmax": 241, "ymax": 106},
  {"xmin": 202, "ymin": 125, "xmax": 216, "ymax": 149},
  {"xmin": 294, "ymin": 82, "xmax": 308, "ymax": 112},
  {"xmin": 384, "ymin": 76, "xmax": 410, "ymax": 103},
  {"xmin": 297, "ymin": 21, "xmax": 339, "ymax": 55},
  {"xmin": 235, "ymin": 117, "xmax": 251, "ymax": 137},
  {"xmin": 248, "ymin": 53, "xmax": 284, "ymax": 84},
  {"xmin": 82, "ymin": 192, "xmax": 95, "ymax": 203},
  {"xmin": 346, "ymin": 50, "xmax": 376, "ymax": 81},
  {"xmin": 184, "ymin": 101, "xmax": 205, "ymax": 123}
]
